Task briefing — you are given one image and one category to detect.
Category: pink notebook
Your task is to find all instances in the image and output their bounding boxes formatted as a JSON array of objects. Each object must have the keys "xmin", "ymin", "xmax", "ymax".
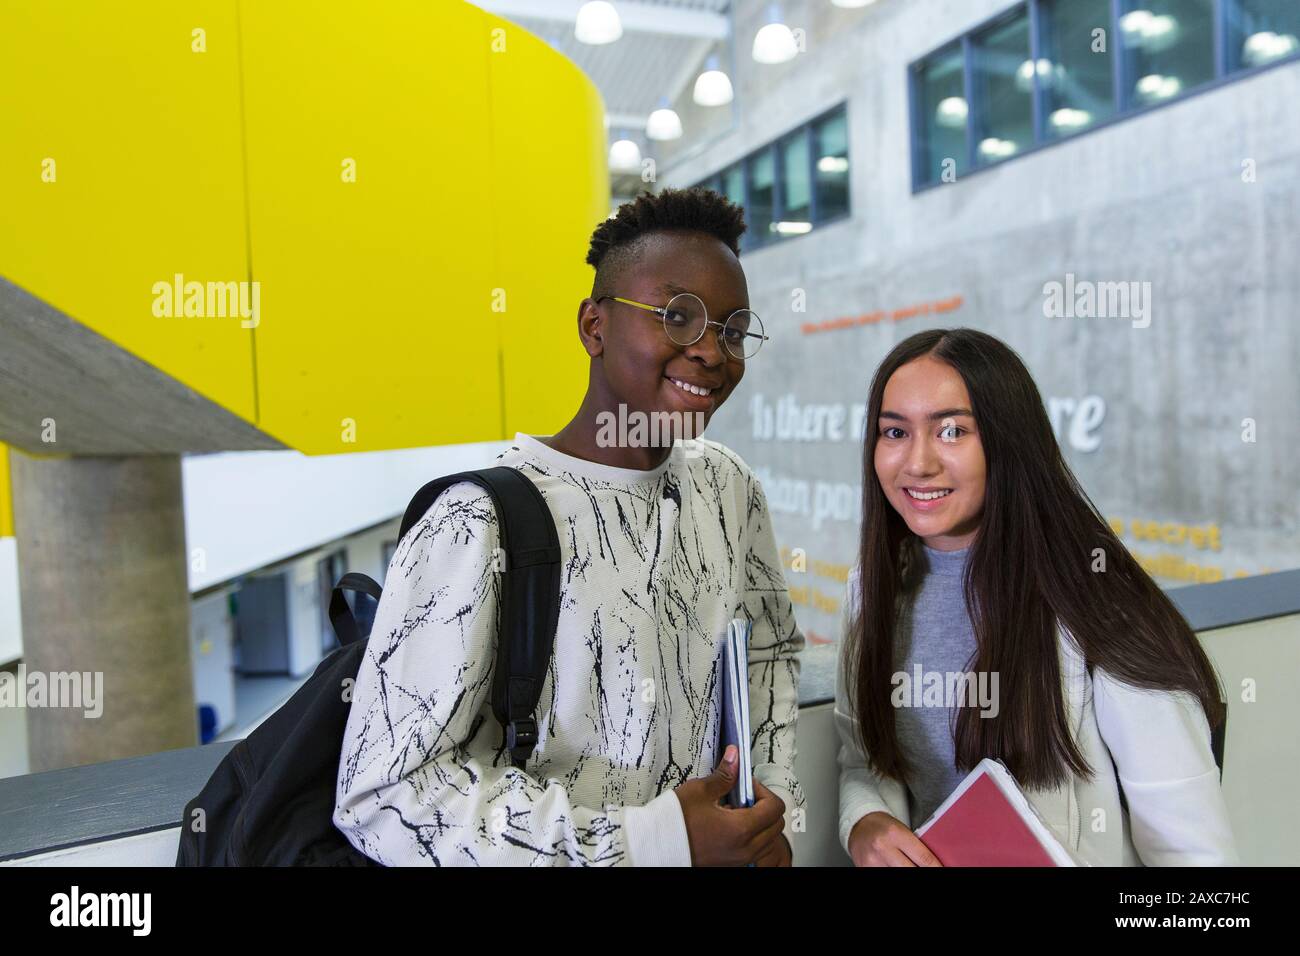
[{"xmin": 914, "ymin": 759, "xmax": 1081, "ymax": 866}]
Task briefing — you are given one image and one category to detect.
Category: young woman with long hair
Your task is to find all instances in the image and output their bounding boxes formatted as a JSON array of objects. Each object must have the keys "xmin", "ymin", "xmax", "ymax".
[{"xmin": 836, "ymin": 328, "xmax": 1238, "ymax": 866}]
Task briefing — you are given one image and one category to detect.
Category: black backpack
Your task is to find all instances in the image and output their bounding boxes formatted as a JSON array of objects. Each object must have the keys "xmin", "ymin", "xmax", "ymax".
[{"xmin": 175, "ymin": 466, "xmax": 561, "ymax": 866}]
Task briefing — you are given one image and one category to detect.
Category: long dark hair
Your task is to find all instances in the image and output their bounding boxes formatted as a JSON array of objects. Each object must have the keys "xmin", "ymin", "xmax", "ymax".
[{"xmin": 846, "ymin": 328, "xmax": 1224, "ymax": 789}]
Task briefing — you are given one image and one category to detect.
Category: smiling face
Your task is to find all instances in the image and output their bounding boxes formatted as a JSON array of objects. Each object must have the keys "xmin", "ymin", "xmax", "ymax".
[
  {"xmin": 874, "ymin": 354, "xmax": 986, "ymax": 551},
  {"xmin": 580, "ymin": 230, "xmax": 748, "ymax": 435}
]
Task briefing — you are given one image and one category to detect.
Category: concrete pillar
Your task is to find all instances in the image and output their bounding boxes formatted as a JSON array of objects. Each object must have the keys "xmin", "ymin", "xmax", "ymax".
[{"xmin": 10, "ymin": 452, "xmax": 196, "ymax": 772}]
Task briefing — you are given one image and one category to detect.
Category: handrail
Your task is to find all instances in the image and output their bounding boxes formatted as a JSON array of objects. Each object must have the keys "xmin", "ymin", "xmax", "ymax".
[{"xmin": 0, "ymin": 741, "xmax": 236, "ymax": 863}]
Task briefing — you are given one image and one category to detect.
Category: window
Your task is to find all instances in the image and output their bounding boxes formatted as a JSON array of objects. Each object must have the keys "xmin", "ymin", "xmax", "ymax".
[
  {"xmin": 692, "ymin": 104, "xmax": 849, "ymax": 249},
  {"xmin": 721, "ymin": 163, "xmax": 745, "ymax": 209},
  {"xmin": 971, "ymin": 11, "xmax": 1035, "ymax": 164},
  {"xmin": 1228, "ymin": 0, "xmax": 1300, "ymax": 71},
  {"xmin": 813, "ymin": 110, "xmax": 850, "ymax": 220},
  {"xmin": 915, "ymin": 43, "xmax": 968, "ymax": 184},
  {"xmin": 910, "ymin": 1, "xmax": 1299, "ymax": 189},
  {"xmin": 746, "ymin": 147, "xmax": 776, "ymax": 246},
  {"xmin": 1038, "ymin": 0, "xmax": 1115, "ymax": 138},
  {"xmin": 778, "ymin": 128, "xmax": 812, "ymax": 234},
  {"xmin": 1120, "ymin": 0, "xmax": 1215, "ymax": 108}
]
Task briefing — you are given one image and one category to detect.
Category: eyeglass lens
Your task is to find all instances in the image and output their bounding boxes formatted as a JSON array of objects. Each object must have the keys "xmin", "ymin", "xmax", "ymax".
[{"xmin": 663, "ymin": 293, "xmax": 765, "ymax": 359}]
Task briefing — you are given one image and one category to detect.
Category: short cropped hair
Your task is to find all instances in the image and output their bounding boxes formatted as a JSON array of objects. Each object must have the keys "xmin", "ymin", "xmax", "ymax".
[{"xmin": 585, "ymin": 187, "xmax": 746, "ymax": 298}]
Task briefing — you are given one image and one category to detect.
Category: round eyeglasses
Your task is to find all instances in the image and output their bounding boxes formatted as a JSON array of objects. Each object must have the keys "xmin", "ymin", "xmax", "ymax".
[{"xmin": 596, "ymin": 293, "xmax": 768, "ymax": 361}]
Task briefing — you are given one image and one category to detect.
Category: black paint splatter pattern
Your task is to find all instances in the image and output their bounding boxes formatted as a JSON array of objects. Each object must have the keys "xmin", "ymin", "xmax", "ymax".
[{"xmin": 334, "ymin": 437, "xmax": 805, "ymax": 865}]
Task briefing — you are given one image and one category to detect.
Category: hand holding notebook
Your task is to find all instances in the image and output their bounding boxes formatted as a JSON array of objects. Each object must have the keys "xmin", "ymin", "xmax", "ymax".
[
  {"xmin": 914, "ymin": 758, "xmax": 1084, "ymax": 866},
  {"xmin": 674, "ymin": 619, "xmax": 788, "ymax": 865},
  {"xmin": 718, "ymin": 617, "xmax": 754, "ymax": 809}
]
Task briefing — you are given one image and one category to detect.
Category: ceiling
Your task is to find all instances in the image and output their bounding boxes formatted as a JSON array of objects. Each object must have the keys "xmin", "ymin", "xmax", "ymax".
[{"xmin": 472, "ymin": 1, "xmax": 734, "ymax": 140}]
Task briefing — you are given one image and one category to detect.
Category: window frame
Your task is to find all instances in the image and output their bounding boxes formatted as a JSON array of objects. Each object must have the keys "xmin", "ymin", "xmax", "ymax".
[
  {"xmin": 907, "ymin": 39, "xmax": 968, "ymax": 186},
  {"xmin": 811, "ymin": 107, "xmax": 852, "ymax": 226},
  {"xmin": 909, "ymin": 0, "xmax": 1300, "ymax": 192},
  {"xmin": 967, "ymin": 5, "xmax": 1036, "ymax": 171},
  {"xmin": 1223, "ymin": 0, "xmax": 1300, "ymax": 73},
  {"xmin": 690, "ymin": 102, "xmax": 851, "ymax": 253}
]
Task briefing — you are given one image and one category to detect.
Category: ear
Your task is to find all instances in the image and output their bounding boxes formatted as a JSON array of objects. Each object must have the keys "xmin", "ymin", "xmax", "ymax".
[{"xmin": 577, "ymin": 298, "xmax": 604, "ymax": 358}]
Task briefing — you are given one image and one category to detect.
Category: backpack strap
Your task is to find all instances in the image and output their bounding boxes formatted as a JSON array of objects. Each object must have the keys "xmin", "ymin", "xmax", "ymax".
[
  {"xmin": 329, "ymin": 572, "xmax": 384, "ymax": 647},
  {"xmin": 398, "ymin": 466, "xmax": 561, "ymax": 770}
]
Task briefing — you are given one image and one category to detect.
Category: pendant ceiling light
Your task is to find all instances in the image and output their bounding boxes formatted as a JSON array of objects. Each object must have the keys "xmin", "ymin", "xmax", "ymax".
[
  {"xmin": 575, "ymin": 1, "xmax": 622, "ymax": 45},
  {"xmin": 693, "ymin": 55, "xmax": 734, "ymax": 106},
  {"xmin": 646, "ymin": 97, "xmax": 683, "ymax": 141},
  {"xmin": 753, "ymin": 3, "xmax": 798, "ymax": 64},
  {"xmin": 609, "ymin": 134, "xmax": 642, "ymax": 173}
]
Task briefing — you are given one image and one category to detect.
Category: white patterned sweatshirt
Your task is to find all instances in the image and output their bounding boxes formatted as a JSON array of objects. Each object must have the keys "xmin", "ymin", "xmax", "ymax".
[{"xmin": 333, "ymin": 432, "xmax": 805, "ymax": 866}]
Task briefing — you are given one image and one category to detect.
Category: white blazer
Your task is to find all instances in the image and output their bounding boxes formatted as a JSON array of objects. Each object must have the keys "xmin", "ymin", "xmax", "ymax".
[{"xmin": 834, "ymin": 573, "xmax": 1240, "ymax": 866}]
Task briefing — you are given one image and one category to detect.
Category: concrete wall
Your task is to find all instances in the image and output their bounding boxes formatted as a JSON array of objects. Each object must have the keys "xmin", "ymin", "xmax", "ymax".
[{"xmin": 659, "ymin": 0, "xmax": 1300, "ymax": 685}]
